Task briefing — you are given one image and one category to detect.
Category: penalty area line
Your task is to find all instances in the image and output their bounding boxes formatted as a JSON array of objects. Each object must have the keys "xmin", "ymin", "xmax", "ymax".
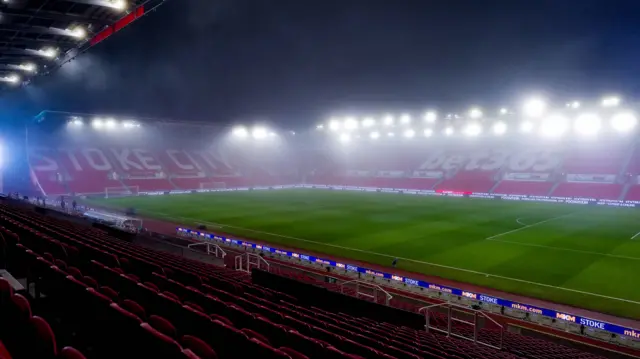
[
  {"xmin": 486, "ymin": 212, "xmax": 575, "ymax": 240},
  {"xmin": 486, "ymin": 238, "xmax": 640, "ymax": 261},
  {"xmin": 631, "ymin": 231, "xmax": 640, "ymax": 240},
  {"xmin": 148, "ymin": 210, "xmax": 640, "ymax": 306}
]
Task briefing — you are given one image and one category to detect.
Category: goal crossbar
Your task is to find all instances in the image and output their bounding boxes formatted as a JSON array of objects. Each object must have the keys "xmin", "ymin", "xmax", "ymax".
[
  {"xmin": 105, "ymin": 185, "xmax": 139, "ymax": 198},
  {"xmin": 199, "ymin": 182, "xmax": 226, "ymax": 190}
]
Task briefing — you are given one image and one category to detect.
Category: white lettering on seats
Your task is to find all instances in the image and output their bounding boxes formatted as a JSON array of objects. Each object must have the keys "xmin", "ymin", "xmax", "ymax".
[
  {"xmin": 133, "ymin": 149, "xmax": 161, "ymax": 170},
  {"xmin": 82, "ymin": 148, "xmax": 112, "ymax": 171},
  {"xmin": 509, "ymin": 151, "xmax": 560, "ymax": 172},
  {"xmin": 464, "ymin": 151, "xmax": 490, "ymax": 171},
  {"xmin": 481, "ymin": 151, "xmax": 508, "ymax": 171},
  {"xmin": 63, "ymin": 149, "xmax": 82, "ymax": 171},
  {"xmin": 29, "ymin": 148, "xmax": 58, "ymax": 171},
  {"xmin": 441, "ymin": 154, "xmax": 466, "ymax": 171},
  {"xmin": 418, "ymin": 152, "xmax": 446, "ymax": 170},
  {"xmin": 533, "ymin": 151, "xmax": 561, "ymax": 172},
  {"xmin": 166, "ymin": 149, "xmax": 195, "ymax": 170},
  {"xmin": 110, "ymin": 148, "xmax": 143, "ymax": 171},
  {"xmin": 508, "ymin": 151, "xmax": 538, "ymax": 172},
  {"xmin": 196, "ymin": 151, "xmax": 225, "ymax": 171}
]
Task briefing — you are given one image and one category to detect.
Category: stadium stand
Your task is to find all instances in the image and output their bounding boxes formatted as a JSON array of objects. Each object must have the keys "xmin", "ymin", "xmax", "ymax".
[
  {"xmin": 0, "ymin": 198, "xmax": 619, "ymax": 359},
  {"xmin": 26, "ymin": 132, "xmax": 640, "ymax": 202}
]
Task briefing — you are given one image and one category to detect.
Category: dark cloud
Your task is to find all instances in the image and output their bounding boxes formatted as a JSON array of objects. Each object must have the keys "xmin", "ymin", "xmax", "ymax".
[{"xmin": 6, "ymin": 0, "xmax": 640, "ymax": 127}]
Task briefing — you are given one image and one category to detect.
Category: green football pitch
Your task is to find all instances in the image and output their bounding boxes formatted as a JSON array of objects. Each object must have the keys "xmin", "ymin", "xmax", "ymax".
[{"xmin": 93, "ymin": 189, "xmax": 640, "ymax": 320}]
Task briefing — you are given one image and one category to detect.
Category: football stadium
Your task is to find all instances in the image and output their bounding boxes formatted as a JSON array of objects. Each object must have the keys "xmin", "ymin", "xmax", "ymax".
[{"xmin": 1, "ymin": 1, "xmax": 640, "ymax": 359}]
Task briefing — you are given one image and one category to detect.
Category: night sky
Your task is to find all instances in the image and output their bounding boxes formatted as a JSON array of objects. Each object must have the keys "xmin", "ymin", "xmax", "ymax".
[{"xmin": 4, "ymin": 0, "xmax": 640, "ymax": 128}]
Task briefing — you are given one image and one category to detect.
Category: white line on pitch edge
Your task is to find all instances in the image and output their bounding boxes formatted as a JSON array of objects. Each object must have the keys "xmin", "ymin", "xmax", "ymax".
[
  {"xmin": 147, "ymin": 210, "xmax": 640, "ymax": 305},
  {"xmin": 486, "ymin": 213, "xmax": 575, "ymax": 240},
  {"xmin": 631, "ymin": 231, "xmax": 640, "ymax": 240},
  {"xmin": 487, "ymin": 238, "xmax": 640, "ymax": 261}
]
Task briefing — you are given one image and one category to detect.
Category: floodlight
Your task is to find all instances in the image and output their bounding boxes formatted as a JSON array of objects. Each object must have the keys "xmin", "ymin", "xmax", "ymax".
[
  {"xmin": 316, "ymin": 124, "xmax": 324, "ymax": 130},
  {"xmin": 570, "ymin": 101, "xmax": 580, "ymax": 109},
  {"xmin": 92, "ymin": 118, "xmax": 104, "ymax": 129},
  {"xmin": 602, "ymin": 96, "xmax": 620, "ymax": 107},
  {"xmin": 105, "ymin": 118, "xmax": 116, "ymax": 129},
  {"xmin": 469, "ymin": 108, "xmax": 482, "ymax": 119},
  {"xmin": 232, "ymin": 126, "xmax": 248, "ymax": 138},
  {"xmin": 387, "ymin": 132, "xmax": 395, "ymax": 137},
  {"xmin": 339, "ymin": 133, "xmax": 351, "ymax": 143},
  {"xmin": 400, "ymin": 114, "xmax": 411, "ymax": 124},
  {"xmin": 611, "ymin": 112, "xmax": 637, "ymax": 132},
  {"xmin": 252, "ymin": 126, "xmax": 268, "ymax": 139},
  {"xmin": 499, "ymin": 108, "xmax": 508, "ymax": 115},
  {"xmin": 111, "ymin": 0, "xmax": 126, "ymax": 10},
  {"xmin": 445, "ymin": 113, "xmax": 453, "ymax": 120},
  {"xmin": 19, "ymin": 63, "xmax": 36, "ymax": 72},
  {"xmin": 362, "ymin": 117, "xmax": 375, "ymax": 127},
  {"xmin": 344, "ymin": 117, "xmax": 358, "ymax": 130},
  {"xmin": 574, "ymin": 113, "xmax": 601, "ymax": 136},
  {"xmin": 540, "ymin": 114, "xmax": 569, "ymax": 138},
  {"xmin": 464, "ymin": 123, "xmax": 482, "ymax": 137},
  {"xmin": 403, "ymin": 129, "xmax": 415, "ymax": 138},
  {"xmin": 423, "ymin": 111, "xmax": 436, "ymax": 123},
  {"xmin": 520, "ymin": 121, "xmax": 534, "ymax": 133},
  {"xmin": 492, "ymin": 121, "xmax": 507, "ymax": 135},
  {"xmin": 383, "ymin": 115, "xmax": 394, "ymax": 126},
  {"xmin": 370, "ymin": 131, "xmax": 380, "ymax": 139},
  {"xmin": 39, "ymin": 47, "xmax": 57, "ymax": 58},
  {"xmin": 523, "ymin": 98, "xmax": 546, "ymax": 118},
  {"xmin": 70, "ymin": 27, "xmax": 86, "ymax": 39},
  {"xmin": 423, "ymin": 128, "xmax": 433, "ymax": 137},
  {"xmin": 329, "ymin": 119, "xmax": 341, "ymax": 131},
  {"xmin": 4, "ymin": 74, "xmax": 20, "ymax": 84},
  {"xmin": 269, "ymin": 132, "xmax": 277, "ymax": 137},
  {"xmin": 69, "ymin": 117, "xmax": 83, "ymax": 126},
  {"xmin": 444, "ymin": 127, "xmax": 454, "ymax": 136}
]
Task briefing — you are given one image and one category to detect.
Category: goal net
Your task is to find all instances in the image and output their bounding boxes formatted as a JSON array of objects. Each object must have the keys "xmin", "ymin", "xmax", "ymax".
[
  {"xmin": 199, "ymin": 182, "xmax": 226, "ymax": 190},
  {"xmin": 105, "ymin": 186, "xmax": 139, "ymax": 199}
]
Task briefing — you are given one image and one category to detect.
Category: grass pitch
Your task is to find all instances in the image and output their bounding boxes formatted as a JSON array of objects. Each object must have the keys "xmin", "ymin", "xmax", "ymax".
[{"xmin": 94, "ymin": 189, "xmax": 640, "ymax": 320}]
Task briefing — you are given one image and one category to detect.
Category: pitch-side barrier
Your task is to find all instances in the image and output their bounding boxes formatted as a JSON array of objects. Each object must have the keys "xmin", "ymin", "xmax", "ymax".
[
  {"xmin": 135, "ymin": 184, "xmax": 640, "ymax": 208},
  {"xmin": 176, "ymin": 225, "xmax": 640, "ymax": 346}
]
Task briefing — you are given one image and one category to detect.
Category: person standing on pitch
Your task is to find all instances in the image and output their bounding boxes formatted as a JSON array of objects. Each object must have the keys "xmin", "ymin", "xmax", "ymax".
[{"xmin": 392, "ymin": 258, "xmax": 398, "ymax": 268}]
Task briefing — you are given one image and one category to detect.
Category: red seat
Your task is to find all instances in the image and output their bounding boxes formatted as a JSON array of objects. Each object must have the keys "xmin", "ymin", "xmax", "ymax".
[
  {"xmin": 148, "ymin": 315, "xmax": 178, "ymax": 339},
  {"xmin": 58, "ymin": 347, "xmax": 87, "ymax": 359},
  {"xmin": 139, "ymin": 323, "xmax": 184, "ymax": 358},
  {"xmin": 27, "ymin": 316, "xmax": 58, "ymax": 359},
  {"xmin": 181, "ymin": 335, "xmax": 217, "ymax": 359},
  {"xmin": 279, "ymin": 346, "xmax": 309, "ymax": 359}
]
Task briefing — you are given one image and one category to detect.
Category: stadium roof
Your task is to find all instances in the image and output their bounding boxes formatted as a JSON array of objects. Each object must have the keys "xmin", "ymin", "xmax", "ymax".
[{"xmin": 0, "ymin": 0, "xmax": 166, "ymax": 91}]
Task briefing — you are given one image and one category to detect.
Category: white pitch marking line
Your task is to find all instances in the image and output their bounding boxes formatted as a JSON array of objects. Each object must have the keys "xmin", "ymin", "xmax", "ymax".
[
  {"xmin": 631, "ymin": 231, "xmax": 640, "ymax": 240},
  {"xmin": 516, "ymin": 218, "xmax": 527, "ymax": 226},
  {"xmin": 487, "ymin": 238, "xmax": 640, "ymax": 261},
  {"xmin": 486, "ymin": 212, "xmax": 575, "ymax": 240},
  {"xmin": 147, "ymin": 210, "xmax": 640, "ymax": 305}
]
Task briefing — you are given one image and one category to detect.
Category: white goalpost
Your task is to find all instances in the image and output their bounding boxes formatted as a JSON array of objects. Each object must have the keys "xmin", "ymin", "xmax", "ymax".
[
  {"xmin": 199, "ymin": 182, "xmax": 227, "ymax": 190},
  {"xmin": 105, "ymin": 186, "xmax": 139, "ymax": 198}
]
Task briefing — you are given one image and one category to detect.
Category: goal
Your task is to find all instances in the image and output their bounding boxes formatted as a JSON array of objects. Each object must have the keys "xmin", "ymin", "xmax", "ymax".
[
  {"xmin": 105, "ymin": 186, "xmax": 139, "ymax": 199},
  {"xmin": 199, "ymin": 182, "xmax": 226, "ymax": 190}
]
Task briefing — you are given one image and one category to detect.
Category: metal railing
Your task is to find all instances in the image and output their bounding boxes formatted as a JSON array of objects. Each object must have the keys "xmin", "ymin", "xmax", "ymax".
[
  {"xmin": 339, "ymin": 279, "xmax": 393, "ymax": 306},
  {"xmin": 419, "ymin": 302, "xmax": 503, "ymax": 350},
  {"xmin": 186, "ymin": 242, "xmax": 226, "ymax": 259},
  {"xmin": 235, "ymin": 252, "xmax": 270, "ymax": 273}
]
